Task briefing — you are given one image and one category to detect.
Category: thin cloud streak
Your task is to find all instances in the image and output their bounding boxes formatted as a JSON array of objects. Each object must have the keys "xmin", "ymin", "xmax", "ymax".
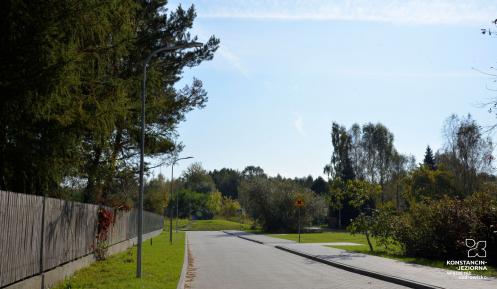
[
  {"xmin": 190, "ymin": 25, "xmax": 250, "ymax": 77},
  {"xmin": 193, "ymin": 0, "xmax": 497, "ymax": 26},
  {"xmin": 294, "ymin": 114, "xmax": 306, "ymax": 136},
  {"xmin": 217, "ymin": 45, "xmax": 250, "ymax": 78},
  {"xmin": 325, "ymin": 69, "xmax": 483, "ymax": 78}
]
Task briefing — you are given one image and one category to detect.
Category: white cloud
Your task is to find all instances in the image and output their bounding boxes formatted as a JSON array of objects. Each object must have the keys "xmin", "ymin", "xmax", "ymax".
[
  {"xmin": 191, "ymin": 0, "xmax": 497, "ymax": 26},
  {"xmin": 325, "ymin": 68, "xmax": 482, "ymax": 78},
  {"xmin": 189, "ymin": 25, "xmax": 250, "ymax": 77},
  {"xmin": 217, "ymin": 45, "xmax": 250, "ymax": 78},
  {"xmin": 294, "ymin": 114, "xmax": 306, "ymax": 136}
]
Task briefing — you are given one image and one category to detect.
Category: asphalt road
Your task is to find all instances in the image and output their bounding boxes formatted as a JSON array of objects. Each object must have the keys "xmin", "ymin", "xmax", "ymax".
[{"xmin": 187, "ymin": 231, "xmax": 408, "ymax": 289}]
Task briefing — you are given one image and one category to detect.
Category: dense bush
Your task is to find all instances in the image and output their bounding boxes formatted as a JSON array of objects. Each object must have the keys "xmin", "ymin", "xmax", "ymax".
[
  {"xmin": 239, "ymin": 177, "xmax": 326, "ymax": 232},
  {"xmin": 204, "ymin": 191, "xmax": 243, "ymax": 219},
  {"xmin": 407, "ymin": 166, "xmax": 457, "ymax": 201},
  {"xmin": 220, "ymin": 196, "xmax": 242, "ymax": 219},
  {"xmin": 144, "ymin": 175, "xmax": 168, "ymax": 215},
  {"xmin": 393, "ymin": 193, "xmax": 497, "ymax": 265},
  {"xmin": 206, "ymin": 191, "xmax": 223, "ymax": 215},
  {"xmin": 172, "ymin": 189, "xmax": 212, "ymax": 219}
]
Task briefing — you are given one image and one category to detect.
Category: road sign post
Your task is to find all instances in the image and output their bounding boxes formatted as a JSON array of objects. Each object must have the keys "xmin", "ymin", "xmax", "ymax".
[
  {"xmin": 238, "ymin": 208, "xmax": 243, "ymax": 231},
  {"xmin": 298, "ymin": 206, "xmax": 301, "ymax": 243},
  {"xmin": 295, "ymin": 196, "xmax": 304, "ymax": 243}
]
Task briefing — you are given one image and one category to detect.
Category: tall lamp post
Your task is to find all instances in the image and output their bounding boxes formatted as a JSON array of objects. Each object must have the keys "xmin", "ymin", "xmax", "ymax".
[
  {"xmin": 137, "ymin": 42, "xmax": 202, "ymax": 278},
  {"xmin": 170, "ymin": 156, "xmax": 193, "ymax": 241}
]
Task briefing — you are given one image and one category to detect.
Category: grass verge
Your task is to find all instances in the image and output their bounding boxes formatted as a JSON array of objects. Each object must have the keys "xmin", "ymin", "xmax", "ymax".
[
  {"xmin": 164, "ymin": 218, "xmax": 191, "ymax": 232},
  {"xmin": 267, "ymin": 231, "xmax": 368, "ymax": 244},
  {"xmin": 54, "ymin": 231, "xmax": 185, "ymax": 289},
  {"xmin": 269, "ymin": 231, "xmax": 497, "ymax": 278},
  {"xmin": 167, "ymin": 218, "xmax": 254, "ymax": 231}
]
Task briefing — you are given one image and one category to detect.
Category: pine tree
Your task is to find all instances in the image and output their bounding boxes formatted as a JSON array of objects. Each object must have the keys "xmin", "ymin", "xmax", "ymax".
[
  {"xmin": 423, "ymin": 146, "xmax": 436, "ymax": 170},
  {"xmin": 0, "ymin": 0, "xmax": 220, "ymax": 204}
]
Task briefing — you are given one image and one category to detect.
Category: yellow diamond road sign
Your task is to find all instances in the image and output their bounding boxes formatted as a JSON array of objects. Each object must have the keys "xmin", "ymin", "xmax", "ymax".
[{"xmin": 295, "ymin": 197, "xmax": 304, "ymax": 208}]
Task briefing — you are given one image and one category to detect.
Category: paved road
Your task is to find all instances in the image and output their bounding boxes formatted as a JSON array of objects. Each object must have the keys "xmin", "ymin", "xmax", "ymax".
[
  {"xmin": 187, "ymin": 231, "xmax": 407, "ymax": 289},
  {"xmin": 227, "ymin": 231, "xmax": 497, "ymax": 289}
]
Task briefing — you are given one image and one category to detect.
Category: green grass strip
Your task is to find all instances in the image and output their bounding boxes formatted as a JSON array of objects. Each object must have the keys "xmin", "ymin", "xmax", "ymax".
[
  {"xmin": 169, "ymin": 218, "xmax": 252, "ymax": 231},
  {"xmin": 55, "ymin": 231, "xmax": 185, "ymax": 289}
]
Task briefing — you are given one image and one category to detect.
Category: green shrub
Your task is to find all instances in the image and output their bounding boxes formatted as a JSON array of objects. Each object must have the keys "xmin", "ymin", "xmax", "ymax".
[
  {"xmin": 221, "ymin": 196, "xmax": 242, "ymax": 218},
  {"xmin": 393, "ymin": 193, "xmax": 497, "ymax": 265},
  {"xmin": 172, "ymin": 189, "xmax": 212, "ymax": 219},
  {"xmin": 206, "ymin": 191, "xmax": 223, "ymax": 215}
]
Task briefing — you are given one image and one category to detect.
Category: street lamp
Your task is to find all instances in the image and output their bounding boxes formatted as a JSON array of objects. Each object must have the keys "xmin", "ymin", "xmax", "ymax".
[
  {"xmin": 170, "ymin": 156, "xmax": 194, "ymax": 241},
  {"xmin": 137, "ymin": 42, "xmax": 202, "ymax": 278}
]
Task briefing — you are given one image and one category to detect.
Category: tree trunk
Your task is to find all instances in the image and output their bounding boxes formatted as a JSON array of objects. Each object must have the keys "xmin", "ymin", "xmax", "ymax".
[
  {"xmin": 365, "ymin": 230, "xmax": 374, "ymax": 252},
  {"xmin": 396, "ymin": 181, "xmax": 400, "ymax": 211},
  {"xmin": 103, "ymin": 126, "xmax": 123, "ymax": 195},
  {"xmin": 85, "ymin": 146, "xmax": 102, "ymax": 203}
]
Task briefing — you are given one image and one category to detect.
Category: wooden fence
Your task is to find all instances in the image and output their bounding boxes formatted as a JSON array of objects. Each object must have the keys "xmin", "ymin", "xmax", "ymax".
[{"xmin": 0, "ymin": 190, "xmax": 163, "ymax": 288}]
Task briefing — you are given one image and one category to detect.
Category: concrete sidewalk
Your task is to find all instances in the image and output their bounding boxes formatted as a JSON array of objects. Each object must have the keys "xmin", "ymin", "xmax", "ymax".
[{"xmin": 225, "ymin": 231, "xmax": 497, "ymax": 289}]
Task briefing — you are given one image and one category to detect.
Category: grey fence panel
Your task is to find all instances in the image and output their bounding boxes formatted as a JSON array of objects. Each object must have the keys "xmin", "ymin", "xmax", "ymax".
[
  {"xmin": 108, "ymin": 209, "xmax": 131, "ymax": 245},
  {"xmin": 107, "ymin": 209, "xmax": 163, "ymax": 245},
  {"xmin": 42, "ymin": 198, "xmax": 98, "ymax": 271},
  {"xmin": 0, "ymin": 191, "xmax": 43, "ymax": 287},
  {"xmin": 127, "ymin": 210, "xmax": 138, "ymax": 240},
  {"xmin": 143, "ymin": 211, "xmax": 164, "ymax": 234},
  {"xmin": 0, "ymin": 191, "xmax": 163, "ymax": 287},
  {"xmin": 107, "ymin": 209, "xmax": 125, "ymax": 245}
]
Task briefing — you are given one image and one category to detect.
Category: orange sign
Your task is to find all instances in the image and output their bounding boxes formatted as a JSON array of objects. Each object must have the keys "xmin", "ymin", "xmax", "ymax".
[{"xmin": 295, "ymin": 197, "xmax": 305, "ymax": 208}]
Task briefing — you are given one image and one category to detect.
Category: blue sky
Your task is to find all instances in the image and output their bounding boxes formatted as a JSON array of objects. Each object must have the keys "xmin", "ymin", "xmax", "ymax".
[{"xmin": 152, "ymin": 0, "xmax": 497, "ymax": 179}]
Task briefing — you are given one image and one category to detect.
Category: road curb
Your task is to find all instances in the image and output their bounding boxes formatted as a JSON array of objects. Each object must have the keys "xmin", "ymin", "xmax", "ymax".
[
  {"xmin": 237, "ymin": 235, "xmax": 265, "ymax": 244},
  {"xmin": 176, "ymin": 233, "xmax": 189, "ymax": 289},
  {"xmin": 222, "ymin": 231, "xmax": 265, "ymax": 244},
  {"xmin": 275, "ymin": 245, "xmax": 443, "ymax": 289}
]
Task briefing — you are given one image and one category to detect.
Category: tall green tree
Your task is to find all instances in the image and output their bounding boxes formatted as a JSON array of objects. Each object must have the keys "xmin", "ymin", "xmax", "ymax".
[
  {"xmin": 349, "ymin": 123, "xmax": 365, "ymax": 180},
  {"xmin": 328, "ymin": 178, "xmax": 347, "ymax": 228},
  {"xmin": 241, "ymin": 166, "xmax": 267, "ymax": 179},
  {"xmin": 209, "ymin": 168, "xmax": 241, "ymax": 199},
  {"xmin": 311, "ymin": 176, "xmax": 329, "ymax": 195},
  {"xmin": 183, "ymin": 162, "xmax": 217, "ymax": 194},
  {"xmin": 0, "ymin": 1, "xmax": 219, "ymax": 204},
  {"xmin": 390, "ymin": 151, "xmax": 412, "ymax": 210},
  {"xmin": 144, "ymin": 173, "xmax": 168, "ymax": 214},
  {"xmin": 345, "ymin": 179, "xmax": 383, "ymax": 251},
  {"xmin": 326, "ymin": 122, "xmax": 355, "ymax": 181},
  {"xmin": 361, "ymin": 123, "xmax": 394, "ymax": 203},
  {"xmin": 439, "ymin": 114, "xmax": 494, "ymax": 195},
  {"xmin": 423, "ymin": 145, "xmax": 436, "ymax": 170},
  {"xmin": 294, "ymin": 175, "xmax": 314, "ymax": 188}
]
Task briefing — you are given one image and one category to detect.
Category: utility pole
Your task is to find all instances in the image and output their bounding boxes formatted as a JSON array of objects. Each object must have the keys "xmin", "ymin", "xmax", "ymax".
[
  {"xmin": 169, "ymin": 156, "xmax": 193, "ymax": 243},
  {"xmin": 137, "ymin": 42, "xmax": 202, "ymax": 278},
  {"xmin": 169, "ymin": 162, "xmax": 174, "ymax": 243}
]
